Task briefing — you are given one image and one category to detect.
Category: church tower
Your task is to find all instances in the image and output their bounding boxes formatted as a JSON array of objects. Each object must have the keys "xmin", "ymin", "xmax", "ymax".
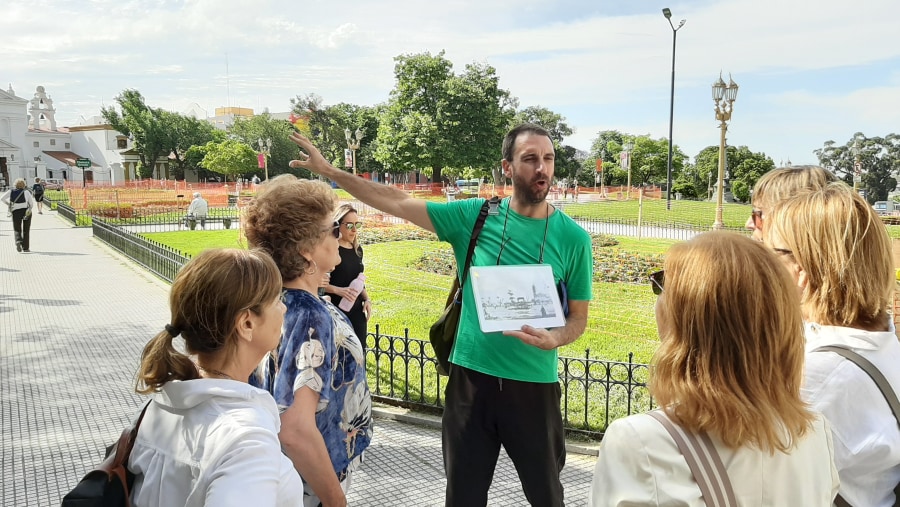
[{"xmin": 29, "ymin": 85, "xmax": 57, "ymax": 131}]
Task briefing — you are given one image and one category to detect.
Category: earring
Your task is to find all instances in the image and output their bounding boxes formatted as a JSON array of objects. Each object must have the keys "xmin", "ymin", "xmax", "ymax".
[{"xmin": 304, "ymin": 260, "xmax": 318, "ymax": 276}]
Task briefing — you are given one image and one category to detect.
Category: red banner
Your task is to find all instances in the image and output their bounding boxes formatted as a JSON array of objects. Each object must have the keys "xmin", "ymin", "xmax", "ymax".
[{"xmin": 257, "ymin": 153, "xmax": 266, "ymax": 168}]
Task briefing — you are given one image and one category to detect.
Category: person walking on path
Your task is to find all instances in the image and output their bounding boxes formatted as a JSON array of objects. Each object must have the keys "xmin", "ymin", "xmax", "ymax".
[
  {"xmin": 1, "ymin": 178, "xmax": 34, "ymax": 253},
  {"xmin": 289, "ymin": 123, "xmax": 593, "ymax": 507},
  {"xmin": 244, "ymin": 176, "xmax": 373, "ymax": 507},
  {"xmin": 32, "ymin": 177, "xmax": 45, "ymax": 214},
  {"xmin": 129, "ymin": 248, "xmax": 303, "ymax": 506},
  {"xmin": 187, "ymin": 191, "xmax": 209, "ymax": 230},
  {"xmin": 325, "ymin": 204, "xmax": 372, "ymax": 341}
]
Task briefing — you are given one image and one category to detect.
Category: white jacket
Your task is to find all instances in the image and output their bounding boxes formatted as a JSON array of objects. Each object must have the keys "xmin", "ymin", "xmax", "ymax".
[
  {"xmin": 1, "ymin": 188, "xmax": 34, "ymax": 211},
  {"xmin": 588, "ymin": 411, "xmax": 839, "ymax": 506},
  {"xmin": 804, "ymin": 323, "xmax": 900, "ymax": 507},
  {"xmin": 129, "ymin": 379, "xmax": 302, "ymax": 507},
  {"xmin": 187, "ymin": 197, "xmax": 208, "ymax": 217}
]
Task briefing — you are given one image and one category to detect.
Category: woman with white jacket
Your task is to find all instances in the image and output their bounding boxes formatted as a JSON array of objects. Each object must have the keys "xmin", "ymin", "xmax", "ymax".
[
  {"xmin": 129, "ymin": 248, "xmax": 302, "ymax": 506},
  {"xmin": 1, "ymin": 178, "xmax": 35, "ymax": 252}
]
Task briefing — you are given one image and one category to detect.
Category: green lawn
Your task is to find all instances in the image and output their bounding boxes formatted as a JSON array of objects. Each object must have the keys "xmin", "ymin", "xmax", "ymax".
[
  {"xmin": 565, "ymin": 199, "xmax": 752, "ymax": 230},
  {"xmin": 141, "ymin": 230, "xmax": 244, "ymax": 256}
]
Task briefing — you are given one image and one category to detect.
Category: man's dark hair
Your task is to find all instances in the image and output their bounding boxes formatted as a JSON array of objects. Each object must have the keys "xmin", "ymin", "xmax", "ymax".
[{"xmin": 501, "ymin": 123, "xmax": 552, "ymax": 162}]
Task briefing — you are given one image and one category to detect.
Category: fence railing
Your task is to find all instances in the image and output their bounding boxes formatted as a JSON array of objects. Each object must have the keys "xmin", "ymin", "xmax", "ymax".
[{"xmin": 92, "ymin": 219, "xmax": 190, "ymax": 283}]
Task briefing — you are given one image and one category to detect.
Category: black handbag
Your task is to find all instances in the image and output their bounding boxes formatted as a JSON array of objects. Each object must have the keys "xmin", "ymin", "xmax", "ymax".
[
  {"xmin": 61, "ymin": 402, "xmax": 151, "ymax": 507},
  {"xmin": 429, "ymin": 198, "xmax": 492, "ymax": 376}
]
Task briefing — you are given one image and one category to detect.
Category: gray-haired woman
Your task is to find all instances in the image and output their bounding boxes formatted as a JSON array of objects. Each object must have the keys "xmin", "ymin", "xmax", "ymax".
[{"xmin": 1, "ymin": 178, "xmax": 35, "ymax": 252}]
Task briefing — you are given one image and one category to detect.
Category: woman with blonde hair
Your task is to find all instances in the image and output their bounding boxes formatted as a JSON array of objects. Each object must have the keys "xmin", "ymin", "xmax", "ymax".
[
  {"xmin": 745, "ymin": 165, "xmax": 836, "ymax": 240},
  {"xmin": 244, "ymin": 175, "xmax": 372, "ymax": 507},
  {"xmin": 588, "ymin": 231, "xmax": 838, "ymax": 506},
  {"xmin": 765, "ymin": 183, "xmax": 900, "ymax": 506},
  {"xmin": 324, "ymin": 203, "xmax": 371, "ymax": 341},
  {"xmin": 128, "ymin": 248, "xmax": 301, "ymax": 506},
  {"xmin": 1, "ymin": 178, "xmax": 35, "ymax": 252}
]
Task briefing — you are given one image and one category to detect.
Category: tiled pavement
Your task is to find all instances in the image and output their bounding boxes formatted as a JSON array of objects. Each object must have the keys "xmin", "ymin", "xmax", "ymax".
[{"xmin": 0, "ymin": 210, "xmax": 597, "ymax": 506}]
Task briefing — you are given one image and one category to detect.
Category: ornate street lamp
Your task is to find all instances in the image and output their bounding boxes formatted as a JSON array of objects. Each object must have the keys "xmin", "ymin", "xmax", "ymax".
[
  {"xmin": 622, "ymin": 141, "xmax": 634, "ymax": 199},
  {"xmin": 344, "ymin": 127, "xmax": 364, "ymax": 176},
  {"xmin": 663, "ymin": 8, "xmax": 686, "ymax": 210},
  {"xmin": 851, "ymin": 139, "xmax": 862, "ymax": 192},
  {"xmin": 257, "ymin": 138, "xmax": 272, "ymax": 181},
  {"xmin": 712, "ymin": 74, "xmax": 738, "ymax": 230}
]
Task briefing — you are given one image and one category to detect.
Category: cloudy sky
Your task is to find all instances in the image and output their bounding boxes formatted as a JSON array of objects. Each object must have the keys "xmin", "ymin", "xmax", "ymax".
[{"xmin": 4, "ymin": 0, "xmax": 899, "ymax": 165}]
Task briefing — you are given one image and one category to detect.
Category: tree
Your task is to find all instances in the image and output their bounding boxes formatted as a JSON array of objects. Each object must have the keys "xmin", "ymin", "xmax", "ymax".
[
  {"xmin": 161, "ymin": 111, "xmax": 220, "ymax": 179},
  {"xmin": 101, "ymin": 89, "xmax": 169, "ymax": 179},
  {"xmin": 200, "ymin": 140, "xmax": 257, "ymax": 182},
  {"xmin": 692, "ymin": 145, "xmax": 775, "ymax": 202},
  {"xmin": 512, "ymin": 106, "xmax": 572, "ymax": 146},
  {"xmin": 815, "ymin": 133, "xmax": 900, "ymax": 203},
  {"xmin": 375, "ymin": 51, "xmax": 514, "ymax": 183},
  {"xmin": 230, "ymin": 112, "xmax": 298, "ymax": 178},
  {"xmin": 288, "ymin": 99, "xmax": 384, "ymax": 176},
  {"xmin": 593, "ymin": 134, "xmax": 685, "ymax": 188}
]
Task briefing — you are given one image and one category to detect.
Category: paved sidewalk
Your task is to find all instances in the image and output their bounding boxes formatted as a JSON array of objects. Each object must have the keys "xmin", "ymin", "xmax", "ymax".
[{"xmin": 0, "ymin": 210, "xmax": 596, "ymax": 506}]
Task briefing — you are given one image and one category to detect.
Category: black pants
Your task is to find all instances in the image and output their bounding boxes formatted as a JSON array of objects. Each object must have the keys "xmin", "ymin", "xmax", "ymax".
[
  {"xmin": 442, "ymin": 365, "xmax": 565, "ymax": 507},
  {"xmin": 11, "ymin": 209, "xmax": 31, "ymax": 251}
]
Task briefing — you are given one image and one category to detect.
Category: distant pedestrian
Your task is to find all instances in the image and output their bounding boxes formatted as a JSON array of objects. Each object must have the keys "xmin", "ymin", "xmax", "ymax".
[
  {"xmin": 187, "ymin": 191, "xmax": 209, "ymax": 230},
  {"xmin": 1, "ymin": 178, "xmax": 34, "ymax": 253},
  {"xmin": 32, "ymin": 177, "xmax": 45, "ymax": 214},
  {"xmin": 129, "ymin": 248, "xmax": 302, "ymax": 506}
]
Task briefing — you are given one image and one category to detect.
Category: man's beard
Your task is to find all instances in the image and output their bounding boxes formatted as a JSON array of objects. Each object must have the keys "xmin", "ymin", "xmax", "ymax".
[{"xmin": 512, "ymin": 171, "xmax": 550, "ymax": 204}]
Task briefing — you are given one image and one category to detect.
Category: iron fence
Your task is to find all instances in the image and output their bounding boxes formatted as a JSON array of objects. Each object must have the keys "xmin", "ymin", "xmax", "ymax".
[{"xmin": 92, "ymin": 219, "xmax": 190, "ymax": 283}]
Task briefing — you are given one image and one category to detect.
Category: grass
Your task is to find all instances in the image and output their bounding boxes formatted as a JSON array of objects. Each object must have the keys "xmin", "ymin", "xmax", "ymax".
[
  {"xmin": 141, "ymin": 230, "xmax": 243, "ymax": 255},
  {"xmin": 609, "ymin": 236, "xmax": 678, "ymax": 256},
  {"xmin": 565, "ymin": 198, "xmax": 752, "ymax": 230}
]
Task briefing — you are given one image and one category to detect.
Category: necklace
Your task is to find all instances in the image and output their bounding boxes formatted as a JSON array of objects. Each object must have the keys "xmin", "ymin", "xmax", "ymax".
[
  {"xmin": 496, "ymin": 198, "xmax": 552, "ymax": 265},
  {"xmin": 197, "ymin": 365, "xmax": 234, "ymax": 380}
]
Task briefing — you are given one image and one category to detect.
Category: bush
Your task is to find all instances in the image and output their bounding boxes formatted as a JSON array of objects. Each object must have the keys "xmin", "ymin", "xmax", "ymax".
[
  {"xmin": 593, "ymin": 249, "xmax": 663, "ymax": 283},
  {"xmin": 359, "ymin": 224, "xmax": 437, "ymax": 244},
  {"xmin": 731, "ymin": 180, "xmax": 750, "ymax": 203},
  {"xmin": 87, "ymin": 202, "xmax": 134, "ymax": 218}
]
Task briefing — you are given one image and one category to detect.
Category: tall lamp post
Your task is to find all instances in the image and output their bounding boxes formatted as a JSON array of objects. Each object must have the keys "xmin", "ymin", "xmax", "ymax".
[
  {"xmin": 851, "ymin": 139, "xmax": 862, "ymax": 192},
  {"xmin": 662, "ymin": 8, "xmax": 686, "ymax": 210},
  {"xmin": 257, "ymin": 138, "xmax": 272, "ymax": 181},
  {"xmin": 712, "ymin": 74, "xmax": 739, "ymax": 230},
  {"xmin": 344, "ymin": 127, "xmax": 364, "ymax": 176},
  {"xmin": 622, "ymin": 141, "xmax": 634, "ymax": 199}
]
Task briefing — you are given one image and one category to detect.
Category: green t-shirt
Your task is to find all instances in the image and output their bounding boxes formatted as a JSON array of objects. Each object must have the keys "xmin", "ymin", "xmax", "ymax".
[{"xmin": 427, "ymin": 198, "xmax": 593, "ymax": 383}]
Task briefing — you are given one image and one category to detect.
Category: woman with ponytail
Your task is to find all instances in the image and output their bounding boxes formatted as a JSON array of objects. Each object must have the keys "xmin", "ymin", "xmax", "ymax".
[{"xmin": 128, "ymin": 248, "xmax": 302, "ymax": 506}]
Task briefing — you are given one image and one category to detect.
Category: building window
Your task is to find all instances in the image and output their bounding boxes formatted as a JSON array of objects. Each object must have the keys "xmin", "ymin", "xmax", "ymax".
[
  {"xmin": 65, "ymin": 142, "xmax": 70, "ymax": 149},
  {"xmin": 50, "ymin": 139, "xmax": 56, "ymax": 146},
  {"xmin": 33, "ymin": 141, "xmax": 39, "ymax": 147},
  {"xmin": 117, "ymin": 139, "xmax": 127, "ymax": 149}
]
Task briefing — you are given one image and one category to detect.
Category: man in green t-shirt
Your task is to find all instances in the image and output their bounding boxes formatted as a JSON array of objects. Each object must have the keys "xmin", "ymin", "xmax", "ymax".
[{"xmin": 289, "ymin": 124, "xmax": 593, "ymax": 507}]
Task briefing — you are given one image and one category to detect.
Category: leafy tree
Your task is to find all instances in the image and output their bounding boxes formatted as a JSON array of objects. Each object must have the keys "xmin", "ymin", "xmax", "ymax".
[
  {"xmin": 289, "ymin": 99, "xmax": 384, "ymax": 177},
  {"xmin": 731, "ymin": 180, "xmax": 750, "ymax": 202},
  {"xmin": 815, "ymin": 133, "xmax": 900, "ymax": 203},
  {"xmin": 512, "ymin": 106, "xmax": 572, "ymax": 145},
  {"xmin": 672, "ymin": 177, "xmax": 698, "ymax": 199},
  {"xmin": 101, "ymin": 89, "xmax": 169, "ymax": 179},
  {"xmin": 200, "ymin": 140, "xmax": 257, "ymax": 182},
  {"xmin": 595, "ymin": 135, "xmax": 685, "ymax": 188},
  {"xmin": 161, "ymin": 111, "xmax": 220, "ymax": 179},
  {"xmin": 692, "ymin": 145, "xmax": 775, "ymax": 202},
  {"xmin": 375, "ymin": 51, "xmax": 514, "ymax": 183},
  {"xmin": 230, "ymin": 112, "xmax": 298, "ymax": 179}
]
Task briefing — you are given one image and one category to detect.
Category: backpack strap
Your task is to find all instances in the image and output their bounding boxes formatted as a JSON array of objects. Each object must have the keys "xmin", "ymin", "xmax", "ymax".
[
  {"xmin": 458, "ymin": 197, "xmax": 496, "ymax": 289},
  {"xmin": 814, "ymin": 345, "xmax": 900, "ymax": 507},
  {"xmin": 648, "ymin": 410, "xmax": 738, "ymax": 507}
]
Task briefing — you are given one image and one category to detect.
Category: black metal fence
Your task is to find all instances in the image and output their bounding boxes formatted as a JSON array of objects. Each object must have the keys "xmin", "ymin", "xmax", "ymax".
[{"xmin": 92, "ymin": 219, "xmax": 190, "ymax": 283}]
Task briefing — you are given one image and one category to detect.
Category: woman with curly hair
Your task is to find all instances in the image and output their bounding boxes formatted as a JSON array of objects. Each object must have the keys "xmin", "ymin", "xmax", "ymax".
[{"xmin": 244, "ymin": 175, "xmax": 372, "ymax": 507}]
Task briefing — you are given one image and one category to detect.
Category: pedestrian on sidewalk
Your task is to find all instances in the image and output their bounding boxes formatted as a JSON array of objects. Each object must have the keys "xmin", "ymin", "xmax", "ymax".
[
  {"xmin": 32, "ymin": 177, "xmax": 45, "ymax": 214},
  {"xmin": 1, "ymin": 178, "xmax": 34, "ymax": 253},
  {"xmin": 244, "ymin": 175, "xmax": 373, "ymax": 507},
  {"xmin": 289, "ymin": 124, "xmax": 593, "ymax": 507},
  {"xmin": 129, "ymin": 248, "xmax": 302, "ymax": 506}
]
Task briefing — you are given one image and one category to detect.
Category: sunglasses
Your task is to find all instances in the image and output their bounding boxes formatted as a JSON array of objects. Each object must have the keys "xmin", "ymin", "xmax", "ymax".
[
  {"xmin": 322, "ymin": 220, "xmax": 341, "ymax": 239},
  {"xmin": 649, "ymin": 270, "xmax": 665, "ymax": 296},
  {"xmin": 343, "ymin": 222, "xmax": 363, "ymax": 231},
  {"xmin": 750, "ymin": 209, "xmax": 764, "ymax": 229}
]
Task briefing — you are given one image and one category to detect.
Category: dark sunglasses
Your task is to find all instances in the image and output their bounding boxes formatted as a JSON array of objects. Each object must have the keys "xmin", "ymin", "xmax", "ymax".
[
  {"xmin": 649, "ymin": 270, "xmax": 665, "ymax": 296},
  {"xmin": 343, "ymin": 222, "xmax": 363, "ymax": 231},
  {"xmin": 750, "ymin": 209, "xmax": 764, "ymax": 229},
  {"xmin": 322, "ymin": 220, "xmax": 341, "ymax": 239}
]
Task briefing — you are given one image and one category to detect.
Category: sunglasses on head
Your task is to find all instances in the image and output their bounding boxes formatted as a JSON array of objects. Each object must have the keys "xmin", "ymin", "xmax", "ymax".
[
  {"xmin": 343, "ymin": 222, "xmax": 363, "ymax": 231},
  {"xmin": 649, "ymin": 270, "xmax": 665, "ymax": 296},
  {"xmin": 750, "ymin": 209, "xmax": 764, "ymax": 229}
]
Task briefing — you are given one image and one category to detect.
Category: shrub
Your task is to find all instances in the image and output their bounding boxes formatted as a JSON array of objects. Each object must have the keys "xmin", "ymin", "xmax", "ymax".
[
  {"xmin": 593, "ymin": 249, "xmax": 663, "ymax": 284},
  {"xmin": 359, "ymin": 224, "xmax": 437, "ymax": 244},
  {"xmin": 87, "ymin": 202, "xmax": 134, "ymax": 218}
]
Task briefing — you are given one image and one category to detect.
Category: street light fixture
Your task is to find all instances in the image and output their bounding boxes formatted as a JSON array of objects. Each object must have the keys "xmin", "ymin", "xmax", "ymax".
[
  {"xmin": 622, "ymin": 141, "xmax": 634, "ymax": 199},
  {"xmin": 344, "ymin": 127, "xmax": 364, "ymax": 176},
  {"xmin": 663, "ymin": 7, "xmax": 686, "ymax": 210},
  {"xmin": 851, "ymin": 139, "xmax": 862, "ymax": 192},
  {"xmin": 257, "ymin": 138, "xmax": 272, "ymax": 181},
  {"xmin": 712, "ymin": 73, "xmax": 739, "ymax": 230}
]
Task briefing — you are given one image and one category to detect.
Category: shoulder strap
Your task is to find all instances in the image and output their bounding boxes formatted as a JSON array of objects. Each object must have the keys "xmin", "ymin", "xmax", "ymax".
[
  {"xmin": 814, "ymin": 345, "xmax": 900, "ymax": 507},
  {"xmin": 648, "ymin": 410, "xmax": 738, "ymax": 507},
  {"xmin": 458, "ymin": 197, "xmax": 495, "ymax": 288}
]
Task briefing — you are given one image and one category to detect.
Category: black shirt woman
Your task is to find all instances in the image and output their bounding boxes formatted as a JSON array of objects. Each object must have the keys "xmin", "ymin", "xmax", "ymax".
[{"xmin": 325, "ymin": 204, "xmax": 371, "ymax": 341}]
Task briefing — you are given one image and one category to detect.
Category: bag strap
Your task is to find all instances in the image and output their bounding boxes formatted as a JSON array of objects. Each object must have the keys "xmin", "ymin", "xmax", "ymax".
[
  {"xmin": 101, "ymin": 400, "xmax": 152, "ymax": 507},
  {"xmin": 814, "ymin": 345, "xmax": 900, "ymax": 507},
  {"xmin": 458, "ymin": 197, "xmax": 495, "ymax": 288},
  {"xmin": 648, "ymin": 410, "xmax": 738, "ymax": 507}
]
